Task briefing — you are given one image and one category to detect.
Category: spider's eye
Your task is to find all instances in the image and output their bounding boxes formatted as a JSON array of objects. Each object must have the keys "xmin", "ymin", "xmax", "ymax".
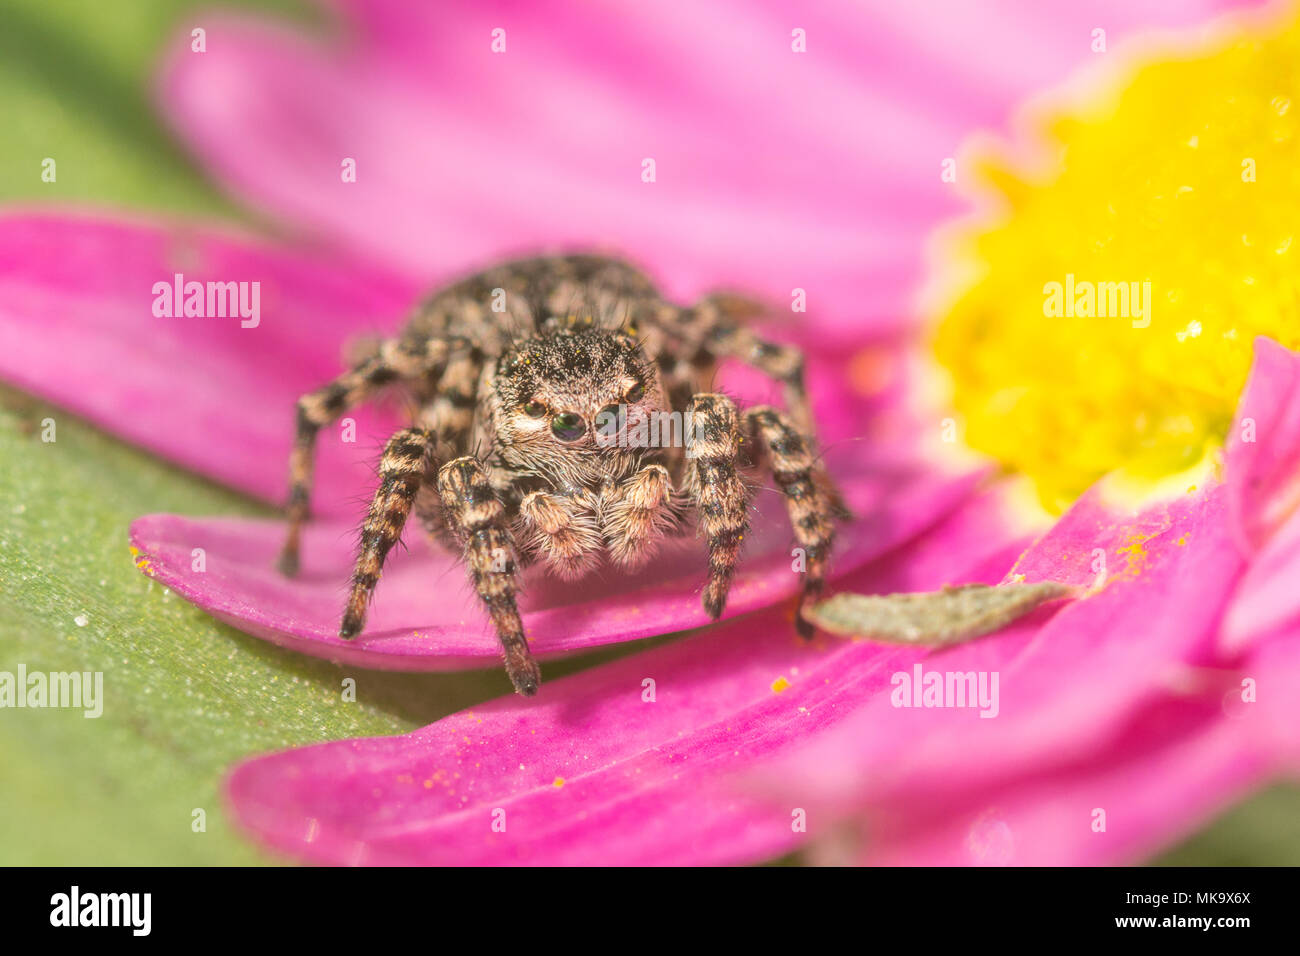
[
  {"xmin": 523, "ymin": 400, "xmax": 547, "ymax": 418},
  {"xmin": 551, "ymin": 412, "xmax": 586, "ymax": 442},
  {"xmin": 624, "ymin": 382, "xmax": 645, "ymax": 403}
]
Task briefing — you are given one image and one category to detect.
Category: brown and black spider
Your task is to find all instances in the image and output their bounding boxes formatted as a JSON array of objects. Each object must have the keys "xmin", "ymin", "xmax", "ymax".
[{"xmin": 277, "ymin": 255, "xmax": 844, "ymax": 696}]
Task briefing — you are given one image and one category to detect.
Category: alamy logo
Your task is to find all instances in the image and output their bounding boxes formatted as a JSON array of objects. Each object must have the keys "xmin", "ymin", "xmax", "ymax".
[
  {"xmin": 50, "ymin": 886, "xmax": 151, "ymax": 936},
  {"xmin": 1042, "ymin": 273, "xmax": 1151, "ymax": 328},
  {"xmin": 592, "ymin": 407, "xmax": 710, "ymax": 457},
  {"xmin": 0, "ymin": 665, "xmax": 102, "ymax": 718},
  {"xmin": 151, "ymin": 273, "xmax": 261, "ymax": 328},
  {"xmin": 890, "ymin": 664, "xmax": 999, "ymax": 718}
]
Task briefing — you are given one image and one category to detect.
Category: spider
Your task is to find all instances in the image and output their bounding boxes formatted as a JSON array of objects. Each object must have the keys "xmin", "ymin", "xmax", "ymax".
[{"xmin": 277, "ymin": 255, "xmax": 844, "ymax": 696}]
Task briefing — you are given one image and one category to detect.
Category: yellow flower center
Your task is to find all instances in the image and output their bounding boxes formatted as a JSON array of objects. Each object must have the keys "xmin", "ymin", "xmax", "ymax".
[{"xmin": 932, "ymin": 8, "xmax": 1300, "ymax": 512}]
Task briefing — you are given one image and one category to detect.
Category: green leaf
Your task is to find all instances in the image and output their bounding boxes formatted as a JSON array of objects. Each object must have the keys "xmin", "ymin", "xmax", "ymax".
[{"xmin": 0, "ymin": 0, "xmax": 320, "ymax": 219}]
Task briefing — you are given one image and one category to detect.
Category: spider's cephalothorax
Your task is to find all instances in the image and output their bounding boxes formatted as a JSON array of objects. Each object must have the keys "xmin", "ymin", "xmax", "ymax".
[{"xmin": 278, "ymin": 255, "xmax": 845, "ymax": 696}]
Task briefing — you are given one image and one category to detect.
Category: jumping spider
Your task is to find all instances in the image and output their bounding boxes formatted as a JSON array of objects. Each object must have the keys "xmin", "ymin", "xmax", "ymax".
[{"xmin": 278, "ymin": 255, "xmax": 844, "ymax": 696}]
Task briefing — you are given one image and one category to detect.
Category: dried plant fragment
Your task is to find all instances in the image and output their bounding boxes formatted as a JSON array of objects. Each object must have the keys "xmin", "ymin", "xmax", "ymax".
[{"xmin": 808, "ymin": 582, "xmax": 1075, "ymax": 647}]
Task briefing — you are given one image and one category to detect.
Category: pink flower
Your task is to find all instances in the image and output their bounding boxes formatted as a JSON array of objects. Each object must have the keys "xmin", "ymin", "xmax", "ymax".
[{"xmin": 2, "ymin": 0, "xmax": 1291, "ymax": 866}]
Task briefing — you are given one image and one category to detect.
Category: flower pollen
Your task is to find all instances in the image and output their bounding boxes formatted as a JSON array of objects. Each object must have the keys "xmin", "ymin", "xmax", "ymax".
[{"xmin": 934, "ymin": 10, "xmax": 1300, "ymax": 510}]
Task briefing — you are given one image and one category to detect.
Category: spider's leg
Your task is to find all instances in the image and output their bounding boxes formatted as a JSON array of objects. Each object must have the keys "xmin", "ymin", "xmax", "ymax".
[
  {"xmin": 602, "ymin": 463, "xmax": 679, "ymax": 568},
  {"xmin": 437, "ymin": 456, "xmax": 539, "ymax": 696},
  {"xmin": 677, "ymin": 296, "xmax": 852, "ymax": 520},
  {"xmin": 742, "ymin": 406, "xmax": 836, "ymax": 638},
  {"xmin": 339, "ymin": 427, "xmax": 436, "ymax": 638},
  {"xmin": 518, "ymin": 489, "xmax": 603, "ymax": 580},
  {"xmin": 679, "ymin": 294, "xmax": 811, "ymax": 434},
  {"xmin": 684, "ymin": 393, "xmax": 751, "ymax": 620},
  {"xmin": 415, "ymin": 347, "xmax": 482, "ymax": 449},
  {"xmin": 278, "ymin": 339, "xmax": 449, "ymax": 575},
  {"xmin": 656, "ymin": 352, "xmax": 706, "ymax": 414}
]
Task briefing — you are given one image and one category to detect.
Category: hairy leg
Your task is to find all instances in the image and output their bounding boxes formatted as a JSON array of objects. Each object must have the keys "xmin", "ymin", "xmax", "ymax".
[
  {"xmin": 743, "ymin": 406, "xmax": 836, "ymax": 637},
  {"xmin": 279, "ymin": 338, "xmax": 450, "ymax": 575},
  {"xmin": 684, "ymin": 393, "xmax": 751, "ymax": 619},
  {"xmin": 437, "ymin": 457, "xmax": 539, "ymax": 696},
  {"xmin": 415, "ymin": 348, "xmax": 481, "ymax": 448},
  {"xmin": 682, "ymin": 298, "xmax": 852, "ymax": 520},
  {"xmin": 339, "ymin": 410, "xmax": 537, "ymax": 694},
  {"xmin": 681, "ymin": 294, "xmax": 812, "ymax": 435},
  {"xmin": 339, "ymin": 427, "xmax": 436, "ymax": 637}
]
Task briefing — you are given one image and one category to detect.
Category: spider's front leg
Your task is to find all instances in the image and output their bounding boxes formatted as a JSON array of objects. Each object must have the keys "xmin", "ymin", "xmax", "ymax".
[
  {"xmin": 339, "ymin": 427, "xmax": 436, "ymax": 638},
  {"xmin": 742, "ymin": 406, "xmax": 836, "ymax": 637},
  {"xmin": 438, "ymin": 457, "xmax": 540, "ymax": 697},
  {"xmin": 684, "ymin": 393, "xmax": 751, "ymax": 620}
]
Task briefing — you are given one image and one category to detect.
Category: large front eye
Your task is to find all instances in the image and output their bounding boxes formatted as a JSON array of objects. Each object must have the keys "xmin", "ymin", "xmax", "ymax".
[
  {"xmin": 624, "ymin": 382, "xmax": 645, "ymax": 403},
  {"xmin": 523, "ymin": 400, "xmax": 547, "ymax": 418},
  {"xmin": 551, "ymin": 412, "xmax": 586, "ymax": 442}
]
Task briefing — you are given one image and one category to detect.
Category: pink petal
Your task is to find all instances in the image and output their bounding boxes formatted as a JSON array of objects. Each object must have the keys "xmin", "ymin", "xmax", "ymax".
[
  {"xmin": 1224, "ymin": 336, "xmax": 1300, "ymax": 552},
  {"xmin": 225, "ymin": 482, "xmax": 1033, "ymax": 865},
  {"xmin": 159, "ymin": 1, "xmax": 1248, "ymax": 339},
  {"xmin": 1215, "ymin": 337, "xmax": 1300, "ymax": 654},
  {"xmin": 133, "ymin": 451, "xmax": 985, "ymax": 669},
  {"xmin": 0, "ymin": 211, "xmax": 414, "ymax": 510},
  {"xmin": 1220, "ymin": 510, "xmax": 1300, "ymax": 655},
  {"xmin": 860, "ymin": 694, "xmax": 1273, "ymax": 866},
  {"xmin": 1241, "ymin": 629, "xmax": 1300, "ymax": 768}
]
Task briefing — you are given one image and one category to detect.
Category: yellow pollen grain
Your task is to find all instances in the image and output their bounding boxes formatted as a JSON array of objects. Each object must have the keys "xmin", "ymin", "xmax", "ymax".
[
  {"xmin": 931, "ymin": 9, "xmax": 1300, "ymax": 511},
  {"xmin": 553, "ymin": 776, "xmax": 565, "ymax": 788},
  {"xmin": 771, "ymin": 676, "xmax": 791, "ymax": 693},
  {"xmin": 1117, "ymin": 532, "xmax": 1154, "ymax": 576}
]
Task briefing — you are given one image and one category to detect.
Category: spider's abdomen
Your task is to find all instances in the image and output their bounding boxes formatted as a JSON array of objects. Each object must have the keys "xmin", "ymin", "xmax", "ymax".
[{"xmin": 401, "ymin": 254, "xmax": 663, "ymax": 357}]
